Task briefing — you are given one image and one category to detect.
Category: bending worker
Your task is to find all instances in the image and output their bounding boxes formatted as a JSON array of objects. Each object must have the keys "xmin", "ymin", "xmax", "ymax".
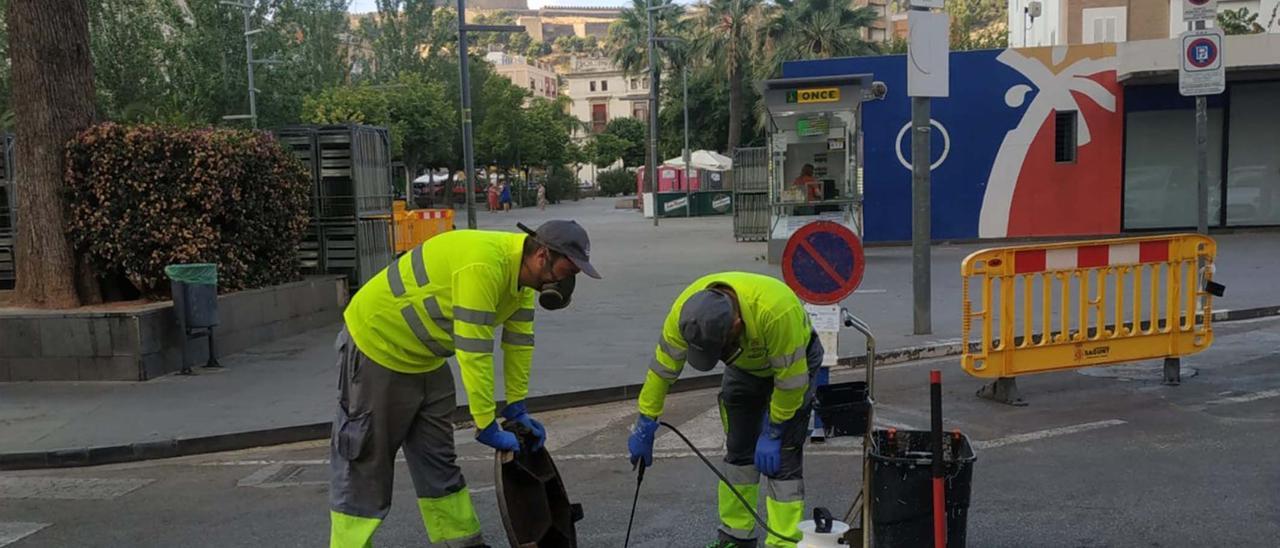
[
  {"xmin": 628, "ymin": 272, "xmax": 822, "ymax": 548},
  {"xmin": 330, "ymin": 220, "xmax": 600, "ymax": 547}
]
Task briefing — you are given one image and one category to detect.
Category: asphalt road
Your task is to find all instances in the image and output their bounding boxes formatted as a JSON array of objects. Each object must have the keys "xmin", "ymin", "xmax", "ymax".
[{"xmin": 3, "ymin": 317, "xmax": 1279, "ymax": 547}]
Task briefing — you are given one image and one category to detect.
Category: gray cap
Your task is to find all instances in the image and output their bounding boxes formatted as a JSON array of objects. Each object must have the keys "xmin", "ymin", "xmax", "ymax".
[
  {"xmin": 679, "ymin": 290, "xmax": 735, "ymax": 371},
  {"xmin": 518, "ymin": 220, "xmax": 601, "ymax": 279}
]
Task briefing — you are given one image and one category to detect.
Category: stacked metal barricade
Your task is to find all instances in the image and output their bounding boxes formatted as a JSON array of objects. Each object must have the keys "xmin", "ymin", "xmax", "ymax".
[
  {"xmin": 731, "ymin": 147, "xmax": 770, "ymax": 242},
  {"xmin": 277, "ymin": 125, "xmax": 395, "ymax": 290}
]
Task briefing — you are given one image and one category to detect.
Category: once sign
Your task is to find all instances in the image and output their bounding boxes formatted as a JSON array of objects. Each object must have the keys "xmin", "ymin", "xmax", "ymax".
[{"xmin": 786, "ymin": 87, "xmax": 841, "ymax": 104}]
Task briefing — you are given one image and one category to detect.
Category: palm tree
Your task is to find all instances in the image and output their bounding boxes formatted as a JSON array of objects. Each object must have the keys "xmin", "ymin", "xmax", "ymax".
[
  {"xmin": 693, "ymin": 0, "xmax": 766, "ymax": 153},
  {"xmin": 605, "ymin": 0, "xmax": 686, "ymax": 76},
  {"xmin": 762, "ymin": 0, "xmax": 880, "ymax": 68}
]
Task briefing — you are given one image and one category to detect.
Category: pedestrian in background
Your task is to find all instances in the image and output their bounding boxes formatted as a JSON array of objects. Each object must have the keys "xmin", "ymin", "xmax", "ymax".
[
  {"xmin": 537, "ymin": 182, "xmax": 548, "ymax": 211},
  {"xmin": 500, "ymin": 182, "xmax": 512, "ymax": 212},
  {"xmin": 487, "ymin": 181, "xmax": 500, "ymax": 212}
]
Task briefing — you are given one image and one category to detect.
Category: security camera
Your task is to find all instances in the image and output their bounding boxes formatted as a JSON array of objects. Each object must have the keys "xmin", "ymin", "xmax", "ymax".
[
  {"xmin": 1026, "ymin": 1, "xmax": 1042, "ymax": 20},
  {"xmin": 871, "ymin": 81, "xmax": 888, "ymax": 100}
]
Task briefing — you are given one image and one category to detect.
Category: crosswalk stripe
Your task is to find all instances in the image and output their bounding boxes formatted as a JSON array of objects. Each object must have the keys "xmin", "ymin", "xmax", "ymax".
[
  {"xmin": 0, "ymin": 477, "xmax": 153, "ymax": 500},
  {"xmin": 655, "ymin": 406, "xmax": 723, "ymax": 451},
  {"xmin": 0, "ymin": 522, "xmax": 50, "ymax": 547}
]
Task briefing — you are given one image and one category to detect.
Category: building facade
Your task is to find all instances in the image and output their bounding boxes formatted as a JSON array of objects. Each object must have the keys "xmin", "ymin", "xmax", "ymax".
[
  {"xmin": 485, "ymin": 51, "xmax": 559, "ymax": 101},
  {"xmin": 1010, "ymin": 0, "xmax": 1280, "ymax": 47},
  {"xmin": 563, "ymin": 55, "xmax": 649, "ymax": 135},
  {"xmin": 783, "ymin": 34, "xmax": 1280, "ymax": 242}
]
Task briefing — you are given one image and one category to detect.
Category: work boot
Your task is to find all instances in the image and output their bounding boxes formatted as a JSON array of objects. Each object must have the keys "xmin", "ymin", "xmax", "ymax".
[{"xmin": 704, "ymin": 532, "xmax": 758, "ymax": 548}]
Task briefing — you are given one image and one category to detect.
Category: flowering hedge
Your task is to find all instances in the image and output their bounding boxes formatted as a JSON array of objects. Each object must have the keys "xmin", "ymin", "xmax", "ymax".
[{"xmin": 65, "ymin": 123, "xmax": 311, "ymax": 297}]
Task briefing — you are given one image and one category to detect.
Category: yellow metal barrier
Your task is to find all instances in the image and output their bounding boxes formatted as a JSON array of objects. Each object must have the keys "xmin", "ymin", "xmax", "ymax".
[
  {"xmin": 391, "ymin": 202, "xmax": 454, "ymax": 254},
  {"xmin": 961, "ymin": 234, "xmax": 1216, "ymax": 403}
]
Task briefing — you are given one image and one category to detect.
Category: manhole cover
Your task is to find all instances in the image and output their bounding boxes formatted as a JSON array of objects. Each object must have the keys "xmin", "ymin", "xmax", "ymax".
[{"xmin": 1078, "ymin": 362, "xmax": 1198, "ymax": 381}]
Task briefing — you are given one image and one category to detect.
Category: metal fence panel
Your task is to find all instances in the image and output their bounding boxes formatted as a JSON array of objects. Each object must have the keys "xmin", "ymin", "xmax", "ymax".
[
  {"xmin": 356, "ymin": 218, "xmax": 395, "ymax": 288},
  {"xmin": 733, "ymin": 192, "xmax": 770, "ymax": 242},
  {"xmin": 731, "ymin": 147, "xmax": 768, "ymax": 193}
]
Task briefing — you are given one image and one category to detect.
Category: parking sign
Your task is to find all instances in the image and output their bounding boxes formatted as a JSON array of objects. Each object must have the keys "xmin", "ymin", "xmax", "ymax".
[{"xmin": 1179, "ymin": 29, "xmax": 1225, "ymax": 96}]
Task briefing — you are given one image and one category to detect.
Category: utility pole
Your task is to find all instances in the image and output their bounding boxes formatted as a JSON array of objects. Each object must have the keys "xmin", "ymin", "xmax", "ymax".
[
  {"xmin": 646, "ymin": 0, "xmax": 660, "ymax": 227},
  {"xmin": 220, "ymin": 1, "xmax": 270, "ymax": 128},
  {"xmin": 456, "ymin": 0, "xmax": 524, "ymax": 229}
]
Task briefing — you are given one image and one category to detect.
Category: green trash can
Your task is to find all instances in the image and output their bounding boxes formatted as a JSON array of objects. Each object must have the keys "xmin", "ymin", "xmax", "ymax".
[{"xmin": 164, "ymin": 263, "xmax": 220, "ymax": 373}]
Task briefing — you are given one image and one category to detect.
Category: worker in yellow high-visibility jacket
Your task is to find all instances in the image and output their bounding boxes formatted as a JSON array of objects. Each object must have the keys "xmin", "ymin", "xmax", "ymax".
[
  {"xmin": 627, "ymin": 272, "xmax": 821, "ymax": 548},
  {"xmin": 330, "ymin": 220, "xmax": 600, "ymax": 548}
]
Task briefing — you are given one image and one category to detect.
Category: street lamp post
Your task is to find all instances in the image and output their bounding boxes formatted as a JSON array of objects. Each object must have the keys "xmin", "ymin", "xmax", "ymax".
[
  {"xmin": 456, "ymin": 0, "xmax": 524, "ymax": 229},
  {"xmin": 646, "ymin": 0, "xmax": 660, "ymax": 227},
  {"xmin": 220, "ymin": 1, "xmax": 279, "ymax": 128},
  {"xmin": 683, "ymin": 64, "xmax": 690, "ymax": 218},
  {"xmin": 645, "ymin": 4, "xmax": 682, "ymax": 225}
]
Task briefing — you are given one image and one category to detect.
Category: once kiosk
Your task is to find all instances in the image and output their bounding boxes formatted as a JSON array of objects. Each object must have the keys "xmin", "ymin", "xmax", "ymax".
[{"xmin": 760, "ymin": 74, "xmax": 879, "ymax": 263}]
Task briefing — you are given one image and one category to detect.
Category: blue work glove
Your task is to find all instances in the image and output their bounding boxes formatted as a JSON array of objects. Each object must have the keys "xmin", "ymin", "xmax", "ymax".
[
  {"xmin": 628, "ymin": 415, "xmax": 660, "ymax": 468},
  {"xmin": 476, "ymin": 421, "xmax": 520, "ymax": 453},
  {"xmin": 754, "ymin": 418, "xmax": 785, "ymax": 477},
  {"xmin": 501, "ymin": 401, "xmax": 546, "ymax": 452}
]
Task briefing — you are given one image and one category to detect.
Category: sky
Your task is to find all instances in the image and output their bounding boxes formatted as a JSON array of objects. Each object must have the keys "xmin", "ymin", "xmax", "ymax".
[{"xmin": 347, "ymin": 0, "xmax": 628, "ymax": 12}]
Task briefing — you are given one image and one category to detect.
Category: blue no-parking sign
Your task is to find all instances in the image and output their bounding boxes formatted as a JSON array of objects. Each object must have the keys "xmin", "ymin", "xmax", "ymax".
[{"xmin": 781, "ymin": 221, "xmax": 866, "ymax": 305}]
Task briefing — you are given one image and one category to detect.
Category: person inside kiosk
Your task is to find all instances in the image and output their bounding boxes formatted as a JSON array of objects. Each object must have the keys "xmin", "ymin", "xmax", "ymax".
[{"xmin": 791, "ymin": 163, "xmax": 822, "ymax": 203}]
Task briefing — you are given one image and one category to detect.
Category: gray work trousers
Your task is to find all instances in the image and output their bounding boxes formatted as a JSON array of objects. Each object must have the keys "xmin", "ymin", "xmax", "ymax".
[
  {"xmin": 717, "ymin": 332, "xmax": 823, "ymax": 542},
  {"xmin": 329, "ymin": 328, "xmax": 483, "ymax": 547}
]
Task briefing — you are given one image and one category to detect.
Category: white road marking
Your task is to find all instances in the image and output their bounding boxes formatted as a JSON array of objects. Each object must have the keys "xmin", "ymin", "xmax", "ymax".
[
  {"xmin": 204, "ymin": 418, "xmax": 1128, "ymax": 467},
  {"xmin": 1202, "ymin": 388, "xmax": 1280, "ymax": 407},
  {"xmin": 470, "ymin": 485, "xmax": 496, "ymax": 494},
  {"xmin": 0, "ymin": 522, "xmax": 50, "ymax": 547},
  {"xmin": 0, "ymin": 477, "xmax": 154, "ymax": 500},
  {"xmin": 972, "ymin": 420, "xmax": 1127, "ymax": 450},
  {"xmin": 854, "ymin": 289, "xmax": 887, "ymax": 294},
  {"xmin": 541, "ymin": 399, "xmax": 638, "ymax": 452},
  {"xmin": 237, "ymin": 463, "xmax": 285, "ymax": 487},
  {"xmin": 655, "ymin": 407, "xmax": 723, "ymax": 451}
]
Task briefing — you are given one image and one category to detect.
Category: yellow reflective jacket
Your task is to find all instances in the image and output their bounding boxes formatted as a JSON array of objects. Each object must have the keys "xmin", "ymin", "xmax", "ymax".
[
  {"xmin": 344, "ymin": 229, "xmax": 537, "ymax": 429},
  {"xmin": 638, "ymin": 272, "xmax": 813, "ymax": 423}
]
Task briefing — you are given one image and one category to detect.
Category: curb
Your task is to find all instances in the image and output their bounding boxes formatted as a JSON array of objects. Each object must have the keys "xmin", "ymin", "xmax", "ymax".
[{"xmin": 4, "ymin": 305, "xmax": 1278, "ymax": 471}]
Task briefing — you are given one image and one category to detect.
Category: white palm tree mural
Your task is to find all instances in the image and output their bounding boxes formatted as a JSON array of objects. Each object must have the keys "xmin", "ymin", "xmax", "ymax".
[{"xmin": 978, "ymin": 47, "xmax": 1118, "ymax": 238}]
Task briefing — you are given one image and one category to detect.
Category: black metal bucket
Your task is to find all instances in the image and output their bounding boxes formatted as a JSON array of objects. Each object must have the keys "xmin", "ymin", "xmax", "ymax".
[{"xmin": 814, "ymin": 381, "xmax": 870, "ymax": 437}]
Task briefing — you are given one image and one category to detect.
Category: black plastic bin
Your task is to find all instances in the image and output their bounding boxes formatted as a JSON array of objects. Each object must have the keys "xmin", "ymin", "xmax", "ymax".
[
  {"xmin": 165, "ymin": 264, "xmax": 219, "ymax": 328},
  {"xmin": 870, "ymin": 429, "xmax": 976, "ymax": 548},
  {"xmin": 814, "ymin": 381, "xmax": 869, "ymax": 437},
  {"xmin": 165, "ymin": 264, "xmax": 220, "ymax": 373}
]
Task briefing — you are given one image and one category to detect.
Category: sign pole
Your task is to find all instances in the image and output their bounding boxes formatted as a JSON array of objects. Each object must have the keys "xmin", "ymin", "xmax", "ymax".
[
  {"xmin": 1196, "ymin": 95, "xmax": 1208, "ymax": 235},
  {"xmin": 907, "ymin": 0, "xmax": 946, "ymax": 335},
  {"xmin": 1178, "ymin": 1, "xmax": 1221, "ymax": 383},
  {"xmin": 1193, "ymin": 18, "xmax": 1209, "ymax": 236},
  {"xmin": 911, "ymin": 96, "xmax": 931, "ymax": 335}
]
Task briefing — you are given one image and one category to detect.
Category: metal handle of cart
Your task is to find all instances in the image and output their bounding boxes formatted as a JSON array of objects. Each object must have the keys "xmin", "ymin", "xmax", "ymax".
[{"xmin": 840, "ymin": 307, "xmax": 876, "ymax": 547}]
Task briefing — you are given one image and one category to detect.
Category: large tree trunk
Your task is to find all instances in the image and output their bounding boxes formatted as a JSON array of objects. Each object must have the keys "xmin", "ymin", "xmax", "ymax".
[
  {"xmin": 9, "ymin": 0, "xmax": 99, "ymax": 308},
  {"xmin": 726, "ymin": 63, "xmax": 744, "ymax": 154}
]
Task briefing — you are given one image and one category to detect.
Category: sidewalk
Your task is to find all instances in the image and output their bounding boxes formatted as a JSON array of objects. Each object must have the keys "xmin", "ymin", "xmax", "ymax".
[{"xmin": 2, "ymin": 199, "xmax": 1278, "ymax": 468}]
